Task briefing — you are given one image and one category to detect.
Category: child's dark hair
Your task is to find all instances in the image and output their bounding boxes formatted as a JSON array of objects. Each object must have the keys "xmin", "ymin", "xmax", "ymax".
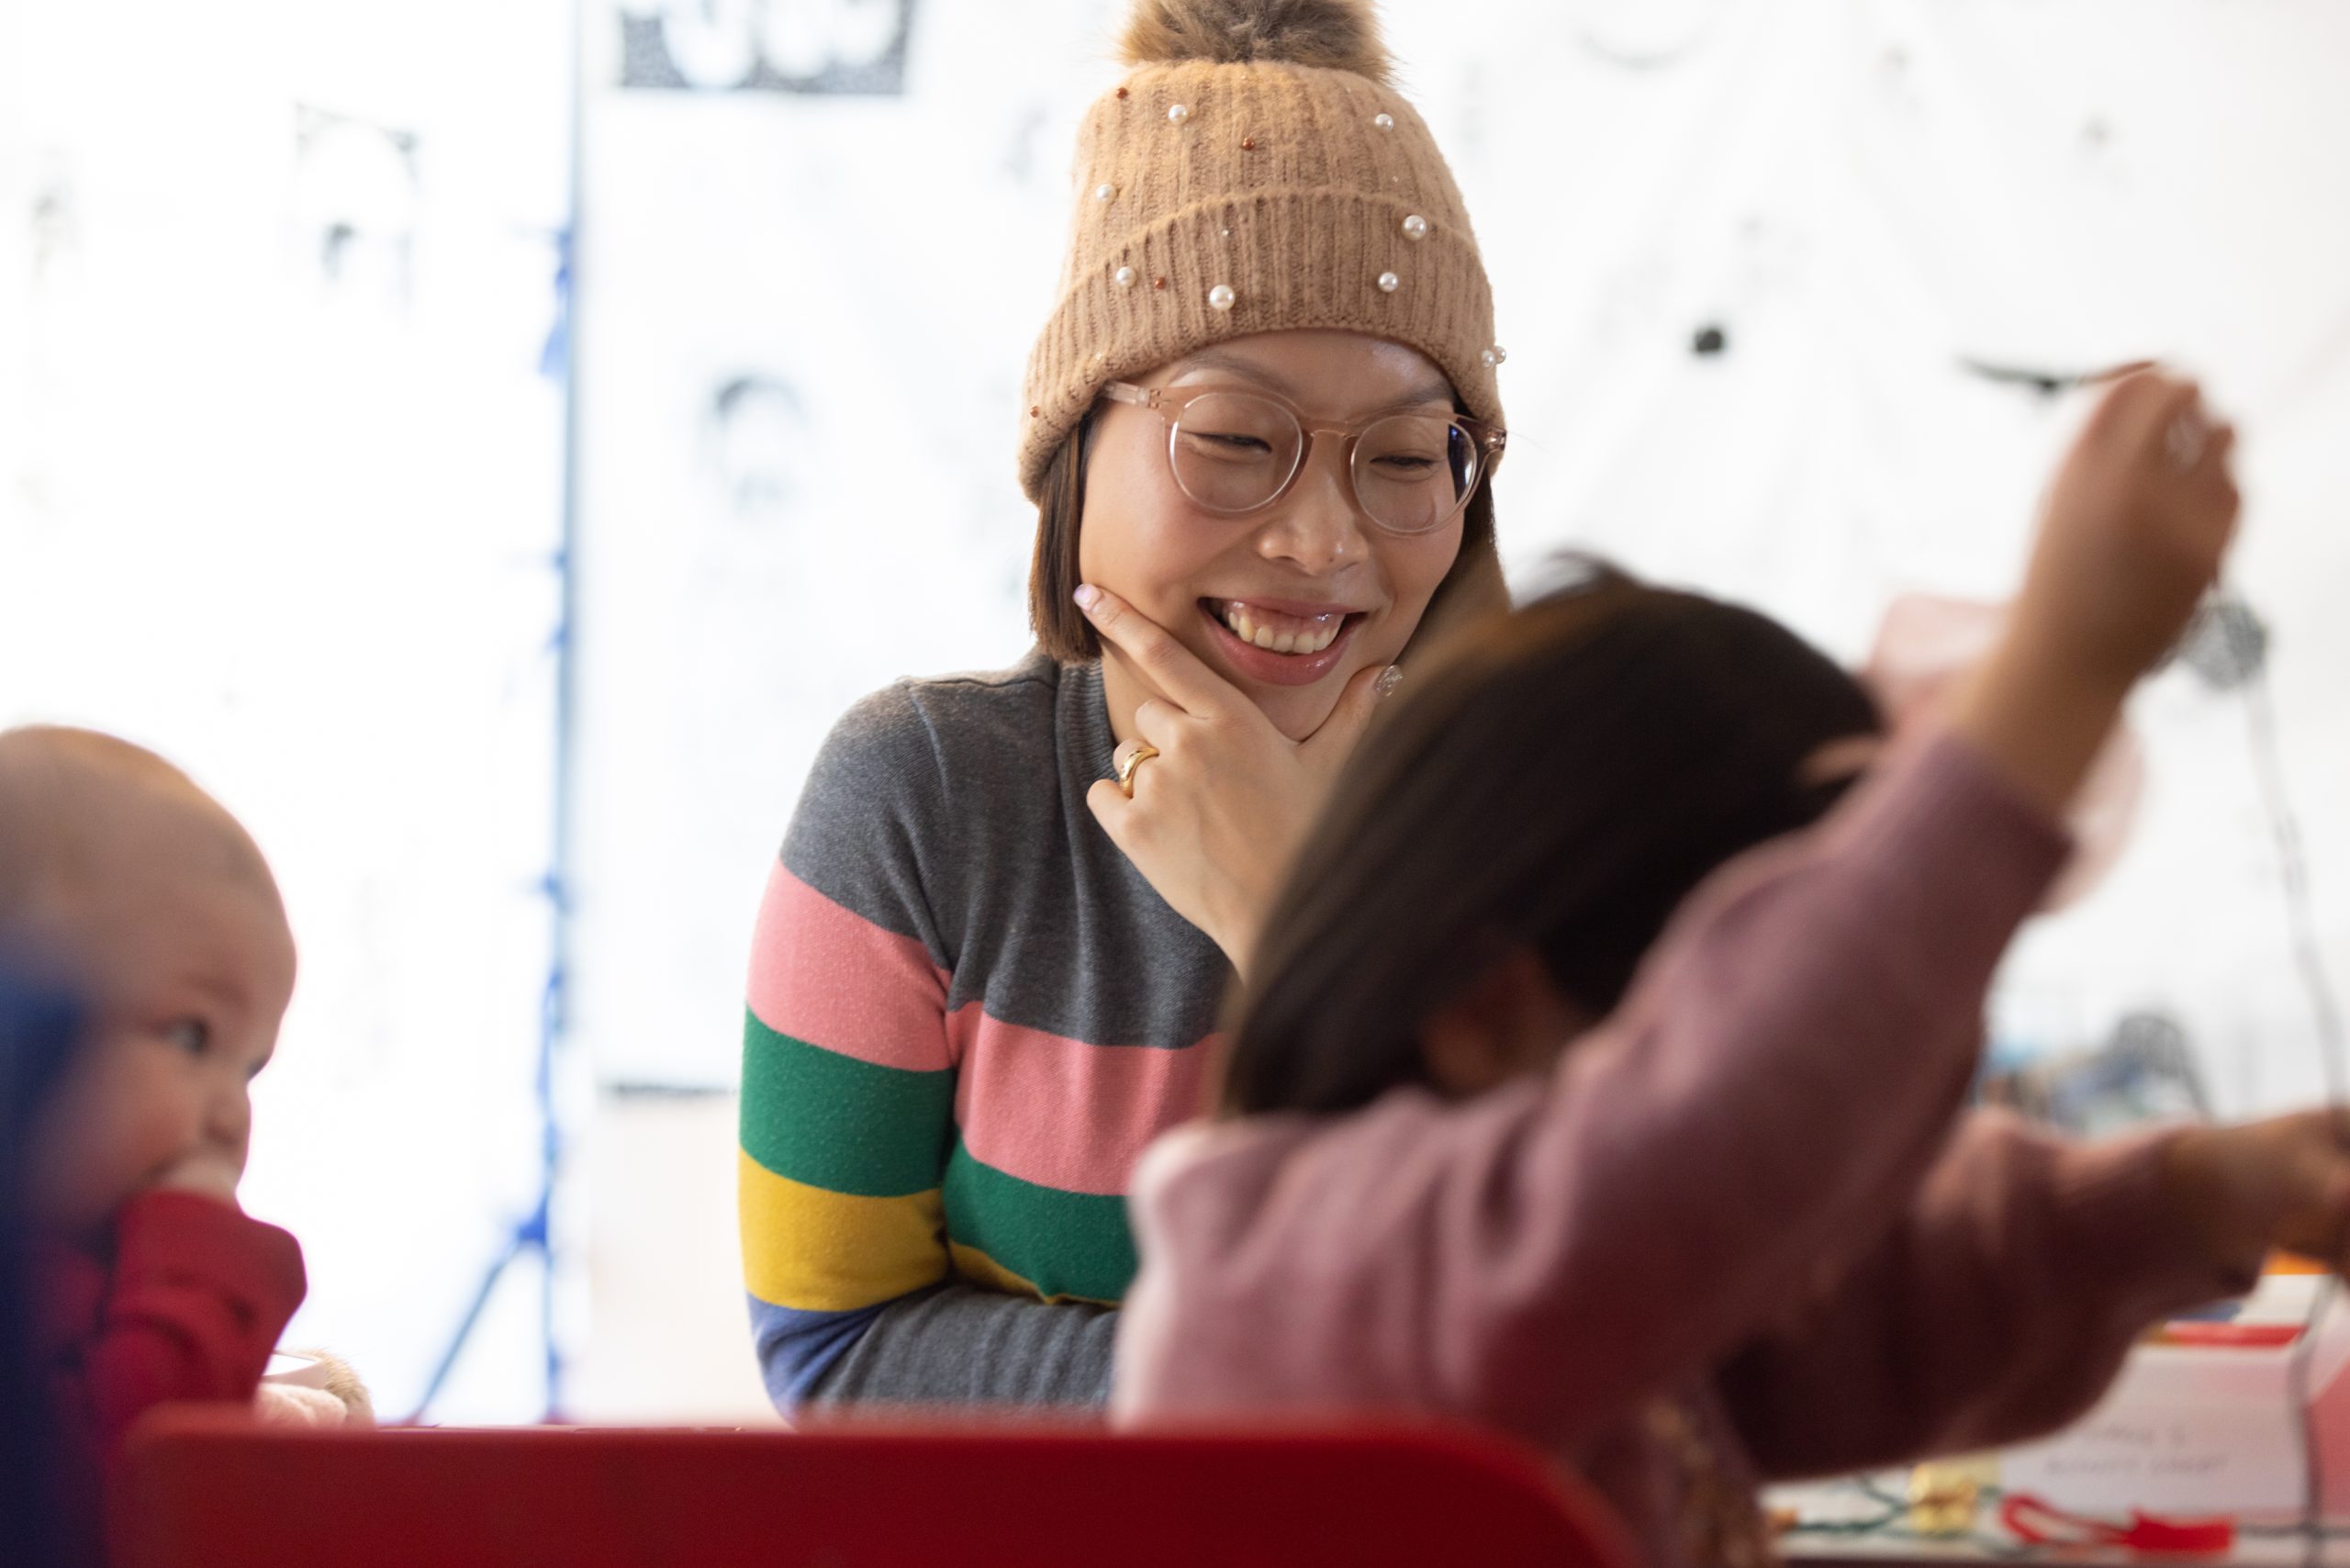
[{"xmin": 1221, "ymin": 561, "xmax": 1883, "ymax": 1117}]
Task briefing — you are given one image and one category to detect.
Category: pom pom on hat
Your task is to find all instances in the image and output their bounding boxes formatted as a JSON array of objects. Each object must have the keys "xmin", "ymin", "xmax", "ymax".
[{"xmin": 1119, "ymin": 0, "xmax": 1394, "ymax": 85}]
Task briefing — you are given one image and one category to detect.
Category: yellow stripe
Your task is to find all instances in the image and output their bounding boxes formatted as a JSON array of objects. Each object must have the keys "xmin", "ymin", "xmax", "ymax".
[
  {"xmin": 948, "ymin": 1241, "xmax": 1116, "ymax": 1308},
  {"xmin": 739, "ymin": 1150, "xmax": 947, "ymax": 1312}
]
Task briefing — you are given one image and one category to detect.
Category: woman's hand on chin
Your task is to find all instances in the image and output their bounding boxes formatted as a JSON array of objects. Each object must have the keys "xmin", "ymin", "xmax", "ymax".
[{"xmin": 1075, "ymin": 583, "xmax": 1395, "ymax": 978}]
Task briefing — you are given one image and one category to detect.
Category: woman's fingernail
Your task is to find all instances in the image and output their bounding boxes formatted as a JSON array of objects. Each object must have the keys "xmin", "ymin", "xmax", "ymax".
[
  {"xmin": 1376, "ymin": 665, "xmax": 1404, "ymax": 698},
  {"xmin": 1073, "ymin": 584, "xmax": 1102, "ymax": 614}
]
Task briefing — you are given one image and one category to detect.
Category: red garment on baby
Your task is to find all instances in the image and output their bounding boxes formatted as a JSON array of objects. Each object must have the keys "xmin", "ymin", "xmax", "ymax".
[{"xmin": 38, "ymin": 1189, "xmax": 307, "ymax": 1555}]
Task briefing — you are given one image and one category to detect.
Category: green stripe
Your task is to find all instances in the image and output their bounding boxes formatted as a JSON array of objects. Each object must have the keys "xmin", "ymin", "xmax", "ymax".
[
  {"xmin": 942, "ymin": 1140, "xmax": 1136, "ymax": 1304},
  {"xmin": 741, "ymin": 1011, "xmax": 956, "ymax": 1198}
]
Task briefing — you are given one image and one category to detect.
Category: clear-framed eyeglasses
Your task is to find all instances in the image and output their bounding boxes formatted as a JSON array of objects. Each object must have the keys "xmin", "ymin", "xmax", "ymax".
[{"xmin": 1099, "ymin": 381, "xmax": 1505, "ymax": 537}]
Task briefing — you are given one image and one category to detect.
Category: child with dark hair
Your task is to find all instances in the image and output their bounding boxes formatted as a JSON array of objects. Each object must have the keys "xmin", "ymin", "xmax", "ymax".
[{"xmin": 1114, "ymin": 373, "xmax": 2350, "ymax": 1567}]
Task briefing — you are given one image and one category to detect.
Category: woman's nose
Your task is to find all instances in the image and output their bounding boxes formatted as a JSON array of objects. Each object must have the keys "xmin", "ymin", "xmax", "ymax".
[{"xmin": 1256, "ymin": 439, "xmax": 1369, "ymax": 573}]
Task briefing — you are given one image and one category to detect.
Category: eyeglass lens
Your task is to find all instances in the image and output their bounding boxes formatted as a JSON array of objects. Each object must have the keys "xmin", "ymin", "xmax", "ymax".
[{"xmin": 1166, "ymin": 390, "xmax": 1478, "ymax": 534}]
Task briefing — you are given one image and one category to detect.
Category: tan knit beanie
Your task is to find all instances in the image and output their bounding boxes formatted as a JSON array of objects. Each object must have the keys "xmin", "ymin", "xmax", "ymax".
[{"xmin": 1017, "ymin": 0, "xmax": 1505, "ymax": 501}]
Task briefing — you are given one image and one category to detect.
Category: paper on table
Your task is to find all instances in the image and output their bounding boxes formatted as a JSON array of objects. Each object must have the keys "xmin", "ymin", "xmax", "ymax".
[
  {"xmin": 262, "ymin": 1352, "xmax": 336, "ymax": 1391},
  {"xmin": 1999, "ymin": 1281, "xmax": 2350, "ymax": 1517}
]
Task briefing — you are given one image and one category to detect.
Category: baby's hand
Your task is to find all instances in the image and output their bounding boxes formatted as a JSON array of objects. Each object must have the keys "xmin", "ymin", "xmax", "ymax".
[
  {"xmin": 2018, "ymin": 370, "xmax": 2240, "ymax": 696},
  {"xmin": 254, "ymin": 1382, "xmax": 352, "ymax": 1428},
  {"xmin": 151, "ymin": 1146, "xmax": 243, "ymax": 1205}
]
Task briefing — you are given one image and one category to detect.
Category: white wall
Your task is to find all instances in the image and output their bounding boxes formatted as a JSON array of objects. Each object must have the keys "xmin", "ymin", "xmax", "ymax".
[
  {"xmin": 0, "ymin": 0, "xmax": 575, "ymax": 1420},
  {"xmin": 571, "ymin": 0, "xmax": 2350, "ymax": 1120}
]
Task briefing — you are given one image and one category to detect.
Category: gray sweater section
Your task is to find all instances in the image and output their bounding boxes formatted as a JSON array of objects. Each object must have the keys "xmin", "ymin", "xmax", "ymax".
[
  {"xmin": 809, "ymin": 1286, "xmax": 1122, "ymax": 1408},
  {"xmin": 781, "ymin": 653, "xmax": 1231, "ymax": 1047},
  {"xmin": 782, "ymin": 651, "xmax": 1228, "ymax": 1410}
]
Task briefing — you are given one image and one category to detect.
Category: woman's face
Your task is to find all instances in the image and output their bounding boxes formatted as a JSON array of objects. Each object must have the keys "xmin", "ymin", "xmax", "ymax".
[{"xmin": 1080, "ymin": 330, "xmax": 1466, "ymax": 741}]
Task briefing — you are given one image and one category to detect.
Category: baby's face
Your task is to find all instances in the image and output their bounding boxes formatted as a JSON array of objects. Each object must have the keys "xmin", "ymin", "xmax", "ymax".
[{"xmin": 25, "ymin": 797, "xmax": 296, "ymax": 1238}]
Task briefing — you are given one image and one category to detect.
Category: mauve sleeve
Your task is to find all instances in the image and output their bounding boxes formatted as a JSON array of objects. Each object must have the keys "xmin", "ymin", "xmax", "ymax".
[
  {"xmin": 1117, "ymin": 734, "xmax": 2071, "ymax": 1455},
  {"xmin": 1717, "ymin": 1112, "xmax": 2255, "ymax": 1478}
]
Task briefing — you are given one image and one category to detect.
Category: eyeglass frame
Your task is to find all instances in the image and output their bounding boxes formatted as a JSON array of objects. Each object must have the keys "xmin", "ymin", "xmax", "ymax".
[{"xmin": 1097, "ymin": 380, "xmax": 1506, "ymax": 537}]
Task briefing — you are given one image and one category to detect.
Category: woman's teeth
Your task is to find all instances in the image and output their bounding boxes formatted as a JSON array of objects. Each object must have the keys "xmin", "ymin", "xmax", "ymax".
[{"xmin": 1216, "ymin": 601, "xmax": 1346, "ymax": 655}]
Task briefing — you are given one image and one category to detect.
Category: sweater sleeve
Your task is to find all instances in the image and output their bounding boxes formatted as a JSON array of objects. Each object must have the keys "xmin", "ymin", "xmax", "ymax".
[
  {"xmin": 53, "ymin": 1190, "xmax": 307, "ymax": 1459},
  {"xmin": 741, "ymin": 686, "xmax": 959, "ymax": 1410},
  {"xmin": 1717, "ymin": 1111, "xmax": 2255, "ymax": 1478},
  {"xmin": 742, "ymin": 684, "xmax": 1116, "ymax": 1413},
  {"xmin": 1115, "ymin": 733, "xmax": 2070, "ymax": 1455}
]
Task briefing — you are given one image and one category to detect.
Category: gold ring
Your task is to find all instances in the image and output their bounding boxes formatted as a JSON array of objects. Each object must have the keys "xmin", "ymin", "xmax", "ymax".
[{"xmin": 1114, "ymin": 742, "xmax": 1160, "ymax": 798}]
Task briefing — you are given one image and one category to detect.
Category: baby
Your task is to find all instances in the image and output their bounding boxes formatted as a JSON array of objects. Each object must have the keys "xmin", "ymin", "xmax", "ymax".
[{"xmin": 0, "ymin": 726, "xmax": 351, "ymax": 1506}]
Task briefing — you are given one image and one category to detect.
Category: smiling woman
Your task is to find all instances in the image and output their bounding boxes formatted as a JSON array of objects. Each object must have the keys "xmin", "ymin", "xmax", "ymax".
[
  {"xmin": 736, "ymin": 0, "xmax": 1512, "ymax": 1415},
  {"xmin": 1083, "ymin": 339, "xmax": 1503, "ymax": 695}
]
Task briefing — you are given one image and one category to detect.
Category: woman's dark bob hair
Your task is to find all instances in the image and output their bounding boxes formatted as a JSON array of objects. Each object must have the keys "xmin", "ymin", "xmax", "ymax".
[
  {"xmin": 1218, "ymin": 561, "xmax": 1885, "ymax": 1118},
  {"xmin": 1025, "ymin": 416, "xmax": 1505, "ymax": 664}
]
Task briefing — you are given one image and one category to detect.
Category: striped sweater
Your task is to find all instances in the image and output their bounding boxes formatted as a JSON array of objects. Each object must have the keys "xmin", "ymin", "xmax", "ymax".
[{"xmin": 740, "ymin": 651, "xmax": 1229, "ymax": 1411}]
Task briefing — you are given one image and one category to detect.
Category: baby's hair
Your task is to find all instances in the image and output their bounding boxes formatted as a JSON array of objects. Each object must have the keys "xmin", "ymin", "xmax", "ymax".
[
  {"xmin": 1221, "ymin": 561, "xmax": 1884, "ymax": 1116},
  {"xmin": 0, "ymin": 727, "xmax": 265, "ymax": 937},
  {"xmin": 0, "ymin": 725, "xmax": 193, "ymax": 790}
]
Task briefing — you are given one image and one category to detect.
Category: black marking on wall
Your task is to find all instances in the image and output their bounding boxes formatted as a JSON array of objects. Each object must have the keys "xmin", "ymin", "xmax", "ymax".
[{"xmin": 618, "ymin": 1, "xmax": 918, "ymax": 96}]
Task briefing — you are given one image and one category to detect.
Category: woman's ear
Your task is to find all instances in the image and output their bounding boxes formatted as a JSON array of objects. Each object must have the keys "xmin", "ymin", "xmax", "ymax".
[{"xmin": 1422, "ymin": 944, "xmax": 1581, "ymax": 1098}]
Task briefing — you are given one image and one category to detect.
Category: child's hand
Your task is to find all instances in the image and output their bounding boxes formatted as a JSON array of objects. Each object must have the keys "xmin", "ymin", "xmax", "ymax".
[
  {"xmin": 151, "ymin": 1146, "xmax": 243, "ymax": 1205},
  {"xmin": 1950, "ymin": 371, "xmax": 2240, "ymax": 812},
  {"xmin": 2019, "ymin": 370, "xmax": 2240, "ymax": 696},
  {"xmin": 2162, "ymin": 1111, "xmax": 2350, "ymax": 1280}
]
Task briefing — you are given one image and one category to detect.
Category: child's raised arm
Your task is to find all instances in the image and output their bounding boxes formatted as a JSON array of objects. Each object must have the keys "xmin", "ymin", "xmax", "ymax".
[
  {"xmin": 1951, "ymin": 371, "xmax": 2239, "ymax": 812},
  {"xmin": 1114, "ymin": 374, "xmax": 2251, "ymax": 1457}
]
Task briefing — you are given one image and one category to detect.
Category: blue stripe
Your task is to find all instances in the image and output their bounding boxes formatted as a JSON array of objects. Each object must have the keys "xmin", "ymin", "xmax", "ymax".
[{"xmin": 747, "ymin": 1294, "xmax": 886, "ymax": 1412}]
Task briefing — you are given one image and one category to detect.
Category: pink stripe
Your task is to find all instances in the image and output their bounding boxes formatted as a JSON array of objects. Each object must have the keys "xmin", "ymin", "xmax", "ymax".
[
  {"xmin": 949, "ymin": 1011, "xmax": 1221, "ymax": 1195},
  {"xmin": 746, "ymin": 863, "xmax": 954, "ymax": 1073}
]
